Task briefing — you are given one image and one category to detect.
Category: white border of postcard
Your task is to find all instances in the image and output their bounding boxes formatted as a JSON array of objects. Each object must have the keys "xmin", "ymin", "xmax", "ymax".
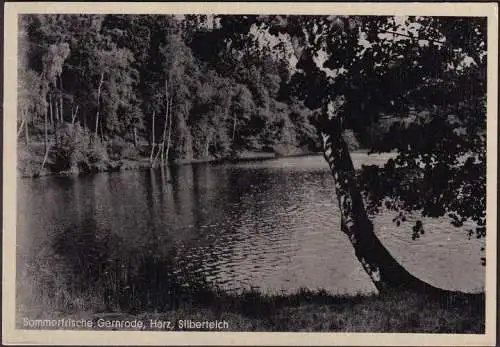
[{"xmin": 3, "ymin": 2, "xmax": 498, "ymax": 346}]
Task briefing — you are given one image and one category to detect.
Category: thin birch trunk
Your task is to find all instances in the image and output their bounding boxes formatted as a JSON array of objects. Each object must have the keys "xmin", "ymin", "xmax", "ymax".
[
  {"xmin": 41, "ymin": 106, "xmax": 49, "ymax": 170},
  {"xmin": 150, "ymin": 110, "xmax": 156, "ymax": 165},
  {"xmin": 95, "ymin": 72, "xmax": 105, "ymax": 139},
  {"xmin": 49, "ymin": 93, "xmax": 54, "ymax": 127},
  {"xmin": 24, "ymin": 109, "xmax": 29, "ymax": 145},
  {"xmin": 40, "ymin": 143, "xmax": 50, "ymax": 172},
  {"xmin": 232, "ymin": 112, "xmax": 237, "ymax": 141},
  {"xmin": 165, "ymin": 97, "xmax": 173, "ymax": 165},
  {"xmin": 205, "ymin": 135, "xmax": 210, "ymax": 158},
  {"xmin": 71, "ymin": 105, "xmax": 79, "ymax": 125},
  {"xmin": 160, "ymin": 79, "xmax": 169, "ymax": 165},
  {"xmin": 59, "ymin": 75, "xmax": 64, "ymax": 122},
  {"xmin": 154, "ymin": 141, "xmax": 163, "ymax": 166},
  {"xmin": 55, "ymin": 97, "xmax": 61, "ymax": 123},
  {"xmin": 17, "ymin": 116, "xmax": 25, "ymax": 139},
  {"xmin": 133, "ymin": 127, "xmax": 138, "ymax": 148},
  {"xmin": 320, "ymin": 97, "xmax": 452, "ymax": 296}
]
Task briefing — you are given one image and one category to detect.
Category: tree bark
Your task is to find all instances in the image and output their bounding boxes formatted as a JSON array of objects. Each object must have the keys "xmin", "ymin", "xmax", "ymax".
[
  {"xmin": 95, "ymin": 72, "xmax": 105, "ymax": 139},
  {"xmin": 158, "ymin": 79, "xmax": 171, "ymax": 166},
  {"xmin": 55, "ymin": 97, "xmax": 61, "ymax": 124},
  {"xmin": 24, "ymin": 109, "xmax": 29, "ymax": 145},
  {"xmin": 165, "ymin": 97, "xmax": 173, "ymax": 165},
  {"xmin": 133, "ymin": 126, "xmax": 138, "ymax": 148},
  {"xmin": 100, "ymin": 121, "xmax": 104, "ymax": 142},
  {"xmin": 17, "ymin": 116, "xmax": 25, "ymax": 139},
  {"xmin": 150, "ymin": 110, "xmax": 156, "ymax": 166},
  {"xmin": 320, "ymin": 97, "xmax": 451, "ymax": 297},
  {"xmin": 59, "ymin": 75, "xmax": 64, "ymax": 122},
  {"xmin": 71, "ymin": 105, "xmax": 79, "ymax": 125},
  {"xmin": 205, "ymin": 134, "xmax": 210, "ymax": 158},
  {"xmin": 232, "ymin": 111, "xmax": 237, "ymax": 141},
  {"xmin": 41, "ymin": 105, "xmax": 49, "ymax": 171},
  {"xmin": 18, "ymin": 110, "xmax": 29, "ymax": 144},
  {"xmin": 49, "ymin": 93, "xmax": 54, "ymax": 127}
]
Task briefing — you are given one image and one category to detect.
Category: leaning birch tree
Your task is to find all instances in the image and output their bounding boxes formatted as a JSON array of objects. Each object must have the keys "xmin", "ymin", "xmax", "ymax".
[{"xmin": 211, "ymin": 15, "xmax": 487, "ymax": 295}]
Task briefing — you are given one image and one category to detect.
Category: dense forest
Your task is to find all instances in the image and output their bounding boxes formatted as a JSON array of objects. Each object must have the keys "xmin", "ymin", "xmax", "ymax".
[{"xmin": 19, "ymin": 15, "xmax": 367, "ymax": 176}]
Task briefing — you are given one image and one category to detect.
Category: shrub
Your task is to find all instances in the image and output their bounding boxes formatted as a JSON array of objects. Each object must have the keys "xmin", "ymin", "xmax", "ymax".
[
  {"xmin": 107, "ymin": 138, "xmax": 139, "ymax": 161},
  {"xmin": 49, "ymin": 123, "xmax": 109, "ymax": 173},
  {"xmin": 17, "ymin": 143, "xmax": 46, "ymax": 177},
  {"xmin": 343, "ymin": 129, "xmax": 361, "ymax": 151}
]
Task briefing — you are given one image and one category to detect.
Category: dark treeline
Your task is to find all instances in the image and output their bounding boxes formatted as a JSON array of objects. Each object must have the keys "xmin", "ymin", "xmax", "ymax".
[{"xmin": 18, "ymin": 14, "xmax": 350, "ymax": 175}]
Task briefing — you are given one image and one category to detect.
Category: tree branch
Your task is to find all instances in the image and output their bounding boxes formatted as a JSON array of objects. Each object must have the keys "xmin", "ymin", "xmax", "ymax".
[{"xmin": 377, "ymin": 30, "xmax": 445, "ymax": 46}]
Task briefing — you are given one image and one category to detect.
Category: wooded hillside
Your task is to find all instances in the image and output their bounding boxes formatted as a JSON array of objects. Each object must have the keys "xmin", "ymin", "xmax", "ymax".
[{"xmin": 18, "ymin": 15, "xmax": 343, "ymax": 175}]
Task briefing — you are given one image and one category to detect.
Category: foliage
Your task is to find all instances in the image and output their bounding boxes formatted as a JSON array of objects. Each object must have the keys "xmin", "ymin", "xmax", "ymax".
[
  {"xmin": 107, "ymin": 138, "xmax": 139, "ymax": 161},
  {"xmin": 209, "ymin": 15, "xmax": 487, "ymax": 252},
  {"xmin": 50, "ymin": 124, "xmax": 109, "ymax": 173},
  {"xmin": 19, "ymin": 14, "xmax": 317, "ymax": 166}
]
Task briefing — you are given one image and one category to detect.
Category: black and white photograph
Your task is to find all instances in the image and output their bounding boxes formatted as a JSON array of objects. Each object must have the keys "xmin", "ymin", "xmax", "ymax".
[{"xmin": 3, "ymin": 2, "xmax": 497, "ymax": 346}]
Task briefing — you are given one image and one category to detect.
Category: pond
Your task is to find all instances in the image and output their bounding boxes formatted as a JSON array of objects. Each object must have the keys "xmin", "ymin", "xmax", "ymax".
[{"xmin": 17, "ymin": 154, "xmax": 484, "ymax": 305}]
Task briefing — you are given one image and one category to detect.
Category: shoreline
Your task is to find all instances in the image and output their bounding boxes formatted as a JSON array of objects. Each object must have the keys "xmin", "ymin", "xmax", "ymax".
[
  {"xmin": 17, "ymin": 150, "xmax": 323, "ymax": 179},
  {"xmin": 16, "ymin": 147, "xmax": 394, "ymax": 179}
]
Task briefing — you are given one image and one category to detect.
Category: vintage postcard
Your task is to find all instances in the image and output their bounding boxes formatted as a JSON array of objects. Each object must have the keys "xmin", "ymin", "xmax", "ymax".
[{"xmin": 3, "ymin": 2, "xmax": 498, "ymax": 346}]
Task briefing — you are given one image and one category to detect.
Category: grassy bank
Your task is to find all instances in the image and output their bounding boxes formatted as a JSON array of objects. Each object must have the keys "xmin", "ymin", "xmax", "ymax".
[
  {"xmin": 17, "ymin": 280, "xmax": 485, "ymax": 333},
  {"xmin": 16, "ymin": 222, "xmax": 484, "ymax": 333}
]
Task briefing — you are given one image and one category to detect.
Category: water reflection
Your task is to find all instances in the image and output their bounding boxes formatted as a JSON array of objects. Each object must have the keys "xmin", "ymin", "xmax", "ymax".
[
  {"xmin": 17, "ymin": 156, "xmax": 484, "ymax": 305},
  {"xmin": 47, "ymin": 216, "xmax": 212, "ymax": 313}
]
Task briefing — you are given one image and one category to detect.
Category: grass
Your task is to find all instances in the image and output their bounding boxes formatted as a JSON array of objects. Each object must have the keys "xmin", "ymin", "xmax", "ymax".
[{"xmin": 16, "ymin": 221, "xmax": 485, "ymax": 333}]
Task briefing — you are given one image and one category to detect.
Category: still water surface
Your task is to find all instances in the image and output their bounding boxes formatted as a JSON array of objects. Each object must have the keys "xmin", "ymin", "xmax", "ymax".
[{"xmin": 17, "ymin": 155, "xmax": 484, "ymax": 295}]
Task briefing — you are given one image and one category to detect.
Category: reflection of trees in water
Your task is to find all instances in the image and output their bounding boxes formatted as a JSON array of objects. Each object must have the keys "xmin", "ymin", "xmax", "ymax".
[
  {"xmin": 141, "ymin": 163, "xmax": 268, "ymax": 291},
  {"xmin": 50, "ymin": 217, "xmax": 214, "ymax": 313}
]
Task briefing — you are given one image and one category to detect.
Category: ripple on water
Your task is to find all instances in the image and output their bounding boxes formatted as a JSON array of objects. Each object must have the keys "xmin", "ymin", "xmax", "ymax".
[{"xmin": 18, "ymin": 155, "xmax": 484, "ymax": 296}]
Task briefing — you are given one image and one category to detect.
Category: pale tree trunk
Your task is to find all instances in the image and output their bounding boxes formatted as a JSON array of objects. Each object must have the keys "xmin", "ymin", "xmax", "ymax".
[
  {"xmin": 59, "ymin": 76, "xmax": 64, "ymax": 122},
  {"xmin": 49, "ymin": 93, "xmax": 54, "ymax": 127},
  {"xmin": 24, "ymin": 110, "xmax": 29, "ymax": 145},
  {"xmin": 17, "ymin": 109, "xmax": 28, "ymax": 144},
  {"xmin": 100, "ymin": 121, "xmax": 104, "ymax": 142},
  {"xmin": 133, "ymin": 126, "xmax": 138, "ymax": 148},
  {"xmin": 55, "ymin": 98, "xmax": 60, "ymax": 124},
  {"xmin": 320, "ymin": 97, "xmax": 450, "ymax": 297},
  {"xmin": 158, "ymin": 78, "xmax": 170, "ymax": 166},
  {"xmin": 150, "ymin": 110, "xmax": 156, "ymax": 166},
  {"xmin": 41, "ymin": 106, "xmax": 50, "ymax": 172},
  {"xmin": 95, "ymin": 72, "xmax": 105, "ymax": 139},
  {"xmin": 205, "ymin": 134, "xmax": 210, "ymax": 158},
  {"xmin": 17, "ymin": 116, "xmax": 25, "ymax": 139},
  {"xmin": 153, "ymin": 106, "xmax": 165, "ymax": 166},
  {"xmin": 232, "ymin": 112, "xmax": 237, "ymax": 141},
  {"xmin": 165, "ymin": 97, "xmax": 173, "ymax": 165},
  {"xmin": 153, "ymin": 144, "xmax": 162, "ymax": 166},
  {"xmin": 44, "ymin": 107, "xmax": 48, "ymax": 154},
  {"xmin": 153, "ymin": 101, "xmax": 168, "ymax": 167},
  {"xmin": 71, "ymin": 105, "xmax": 79, "ymax": 125}
]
